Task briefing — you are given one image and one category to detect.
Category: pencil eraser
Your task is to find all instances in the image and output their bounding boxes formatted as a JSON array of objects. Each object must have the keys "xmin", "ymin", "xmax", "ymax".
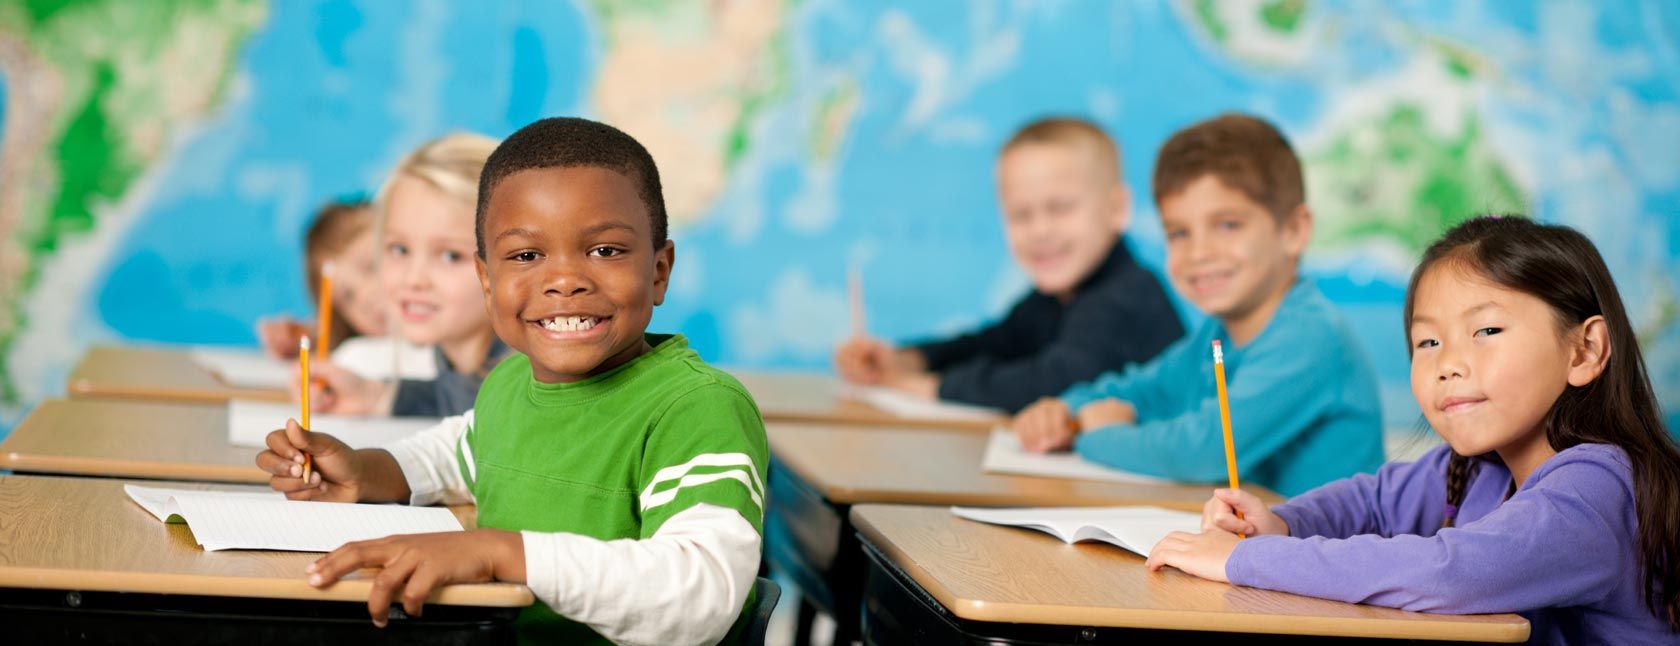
[{"xmin": 300, "ymin": 336, "xmax": 311, "ymax": 351}]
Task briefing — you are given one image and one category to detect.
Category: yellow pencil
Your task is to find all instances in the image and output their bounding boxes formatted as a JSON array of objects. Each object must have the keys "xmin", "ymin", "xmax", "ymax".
[
  {"xmin": 299, "ymin": 336, "xmax": 314, "ymax": 484},
  {"xmin": 315, "ymin": 263, "xmax": 334, "ymax": 358},
  {"xmin": 1212, "ymin": 339, "xmax": 1243, "ymax": 538}
]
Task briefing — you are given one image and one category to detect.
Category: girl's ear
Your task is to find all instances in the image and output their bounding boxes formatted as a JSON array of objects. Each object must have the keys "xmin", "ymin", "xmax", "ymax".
[{"xmin": 1567, "ymin": 315, "xmax": 1611, "ymax": 387}]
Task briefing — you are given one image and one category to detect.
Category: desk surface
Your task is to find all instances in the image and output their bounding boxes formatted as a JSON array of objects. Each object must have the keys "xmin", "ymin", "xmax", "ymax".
[
  {"xmin": 1, "ymin": 398, "xmax": 268, "ymax": 483},
  {"xmin": 69, "ymin": 345, "xmax": 289, "ymax": 404},
  {"xmin": 0, "ymin": 475, "xmax": 525, "ymax": 607},
  {"xmin": 769, "ymin": 422, "xmax": 1278, "ymax": 510},
  {"xmin": 731, "ymin": 371, "xmax": 1002, "ymax": 431},
  {"xmin": 851, "ymin": 504, "xmax": 1529, "ymax": 642}
]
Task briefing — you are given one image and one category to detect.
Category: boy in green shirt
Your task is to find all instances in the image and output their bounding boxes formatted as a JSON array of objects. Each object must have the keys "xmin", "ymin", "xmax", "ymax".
[{"xmin": 256, "ymin": 117, "xmax": 769, "ymax": 644}]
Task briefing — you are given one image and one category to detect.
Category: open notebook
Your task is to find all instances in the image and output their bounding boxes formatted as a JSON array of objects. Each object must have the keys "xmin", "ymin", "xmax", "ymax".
[
  {"xmin": 840, "ymin": 384, "xmax": 1006, "ymax": 422},
  {"xmin": 981, "ymin": 427, "xmax": 1169, "ymax": 484},
  {"xmin": 125, "ymin": 485, "xmax": 463, "ymax": 552},
  {"xmin": 227, "ymin": 399, "xmax": 440, "ymax": 449},
  {"xmin": 189, "ymin": 347, "xmax": 292, "ymax": 390},
  {"xmin": 952, "ymin": 505, "xmax": 1202, "ymax": 557}
]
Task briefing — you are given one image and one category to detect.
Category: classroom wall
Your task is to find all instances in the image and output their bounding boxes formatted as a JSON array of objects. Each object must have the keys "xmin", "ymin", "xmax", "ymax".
[{"xmin": 2, "ymin": 0, "xmax": 1678, "ymax": 434}]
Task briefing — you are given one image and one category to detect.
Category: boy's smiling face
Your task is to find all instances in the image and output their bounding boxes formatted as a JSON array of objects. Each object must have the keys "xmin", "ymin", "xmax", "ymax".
[
  {"xmin": 476, "ymin": 166, "xmax": 673, "ymax": 383},
  {"xmin": 996, "ymin": 141, "xmax": 1129, "ymax": 300},
  {"xmin": 1158, "ymin": 174, "xmax": 1308, "ymax": 330}
]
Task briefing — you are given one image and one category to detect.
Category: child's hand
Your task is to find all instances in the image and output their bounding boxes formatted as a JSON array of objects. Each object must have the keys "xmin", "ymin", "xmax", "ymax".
[
  {"xmin": 1202, "ymin": 488, "xmax": 1289, "ymax": 537},
  {"xmin": 1145, "ymin": 528, "xmax": 1241, "ymax": 583},
  {"xmin": 257, "ymin": 317, "xmax": 311, "ymax": 359},
  {"xmin": 293, "ymin": 360, "xmax": 387, "ymax": 415},
  {"xmin": 1012, "ymin": 397, "xmax": 1078, "ymax": 452},
  {"xmin": 835, "ymin": 336, "xmax": 895, "ymax": 384},
  {"xmin": 1075, "ymin": 398, "xmax": 1136, "ymax": 429},
  {"xmin": 256, "ymin": 418, "xmax": 363, "ymax": 502},
  {"xmin": 306, "ymin": 529, "xmax": 526, "ymax": 628}
]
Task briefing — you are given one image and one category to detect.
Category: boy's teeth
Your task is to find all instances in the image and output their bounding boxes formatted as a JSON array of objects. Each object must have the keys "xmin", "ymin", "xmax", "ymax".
[{"xmin": 542, "ymin": 316, "xmax": 599, "ymax": 332}]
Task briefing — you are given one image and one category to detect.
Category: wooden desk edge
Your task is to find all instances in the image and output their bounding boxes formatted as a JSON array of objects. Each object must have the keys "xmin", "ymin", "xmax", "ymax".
[
  {"xmin": 0, "ymin": 453, "xmax": 268, "ymax": 485},
  {"xmin": 760, "ymin": 410, "xmax": 999, "ymax": 432},
  {"xmin": 850, "ymin": 507, "xmax": 1529, "ymax": 643},
  {"xmin": 0, "ymin": 565, "xmax": 533, "ymax": 608},
  {"xmin": 68, "ymin": 380, "xmax": 289, "ymax": 404}
]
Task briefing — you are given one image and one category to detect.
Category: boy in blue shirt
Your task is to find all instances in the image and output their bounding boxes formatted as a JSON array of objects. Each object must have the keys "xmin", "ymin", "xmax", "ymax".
[{"xmin": 1013, "ymin": 113, "xmax": 1383, "ymax": 496}]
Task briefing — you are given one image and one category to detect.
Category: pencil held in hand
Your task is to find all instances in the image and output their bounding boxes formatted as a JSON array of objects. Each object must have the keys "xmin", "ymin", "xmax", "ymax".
[
  {"xmin": 1212, "ymin": 340, "xmax": 1243, "ymax": 538},
  {"xmin": 315, "ymin": 262, "xmax": 335, "ymax": 357},
  {"xmin": 299, "ymin": 336, "xmax": 314, "ymax": 484}
]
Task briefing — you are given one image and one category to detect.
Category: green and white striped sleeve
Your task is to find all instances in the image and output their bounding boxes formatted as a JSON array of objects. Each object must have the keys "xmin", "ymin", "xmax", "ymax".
[{"xmin": 637, "ymin": 384, "xmax": 769, "ymax": 536}]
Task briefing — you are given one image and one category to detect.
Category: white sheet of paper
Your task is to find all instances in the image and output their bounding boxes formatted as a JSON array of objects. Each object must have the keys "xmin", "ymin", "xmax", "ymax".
[
  {"xmin": 952, "ymin": 505, "xmax": 1201, "ymax": 557},
  {"xmin": 227, "ymin": 399, "xmax": 439, "ymax": 449},
  {"xmin": 124, "ymin": 485, "xmax": 463, "ymax": 552},
  {"xmin": 840, "ymin": 384, "xmax": 1005, "ymax": 422},
  {"xmin": 189, "ymin": 347, "xmax": 292, "ymax": 390},
  {"xmin": 981, "ymin": 427, "xmax": 1171, "ymax": 484},
  {"xmin": 126, "ymin": 485, "xmax": 287, "ymax": 521}
]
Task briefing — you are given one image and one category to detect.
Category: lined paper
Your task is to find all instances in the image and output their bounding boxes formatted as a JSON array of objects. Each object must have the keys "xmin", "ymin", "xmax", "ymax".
[
  {"xmin": 125, "ymin": 485, "xmax": 463, "ymax": 552},
  {"xmin": 227, "ymin": 399, "xmax": 439, "ymax": 449},
  {"xmin": 189, "ymin": 347, "xmax": 292, "ymax": 389},
  {"xmin": 953, "ymin": 505, "xmax": 1201, "ymax": 557},
  {"xmin": 840, "ymin": 384, "xmax": 1006, "ymax": 422},
  {"xmin": 981, "ymin": 427, "xmax": 1170, "ymax": 484}
]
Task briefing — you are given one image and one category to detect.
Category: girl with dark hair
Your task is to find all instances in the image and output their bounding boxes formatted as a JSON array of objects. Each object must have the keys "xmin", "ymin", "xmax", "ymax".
[{"xmin": 1146, "ymin": 216, "xmax": 1680, "ymax": 643}]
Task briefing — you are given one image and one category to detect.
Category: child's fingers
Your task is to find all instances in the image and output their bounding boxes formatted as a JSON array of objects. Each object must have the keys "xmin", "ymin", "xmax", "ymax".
[
  {"xmin": 366, "ymin": 554, "xmax": 420, "ymax": 628},
  {"xmin": 264, "ymin": 429, "xmax": 301, "ymax": 461},
  {"xmin": 256, "ymin": 450, "xmax": 303, "ymax": 478},
  {"xmin": 271, "ymin": 475, "xmax": 320, "ymax": 497},
  {"xmin": 309, "ymin": 539, "xmax": 386, "ymax": 588},
  {"xmin": 1145, "ymin": 532, "xmax": 1190, "ymax": 572},
  {"xmin": 285, "ymin": 418, "xmax": 312, "ymax": 451},
  {"xmin": 401, "ymin": 564, "xmax": 443, "ymax": 618},
  {"xmin": 1214, "ymin": 488, "xmax": 1263, "ymax": 514}
]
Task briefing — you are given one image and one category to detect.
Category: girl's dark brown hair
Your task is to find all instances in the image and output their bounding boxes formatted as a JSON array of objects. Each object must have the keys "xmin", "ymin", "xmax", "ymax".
[{"xmin": 1403, "ymin": 215, "xmax": 1680, "ymax": 630}]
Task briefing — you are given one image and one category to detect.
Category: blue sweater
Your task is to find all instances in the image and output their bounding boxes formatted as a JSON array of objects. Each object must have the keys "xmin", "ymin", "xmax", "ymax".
[{"xmin": 1063, "ymin": 278, "xmax": 1382, "ymax": 496}]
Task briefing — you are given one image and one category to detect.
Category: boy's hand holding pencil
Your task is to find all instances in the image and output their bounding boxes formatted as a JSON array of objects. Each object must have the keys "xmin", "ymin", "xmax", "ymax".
[{"xmin": 256, "ymin": 418, "xmax": 362, "ymax": 502}]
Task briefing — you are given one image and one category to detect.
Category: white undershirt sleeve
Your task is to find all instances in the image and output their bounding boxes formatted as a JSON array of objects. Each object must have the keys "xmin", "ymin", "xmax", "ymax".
[
  {"xmin": 520, "ymin": 503, "xmax": 761, "ymax": 646},
  {"xmin": 381, "ymin": 411, "xmax": 476, "ymax": 506}
]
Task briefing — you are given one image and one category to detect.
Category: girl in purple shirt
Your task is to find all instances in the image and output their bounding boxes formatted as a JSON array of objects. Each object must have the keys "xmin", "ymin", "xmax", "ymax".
[{"xmin": 1146, "ymin": 216, "xmax": 1680, "ymax": 644}]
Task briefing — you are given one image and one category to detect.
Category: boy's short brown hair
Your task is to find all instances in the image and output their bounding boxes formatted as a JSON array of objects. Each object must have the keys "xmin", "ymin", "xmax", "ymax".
[
  {"xmin": 1001, "ymin": 116, "xmax": 1122, "ymax": 181},
  {"xmin": 1152, "ymin": 113, "xmax": 1302, "ymax": 219}
]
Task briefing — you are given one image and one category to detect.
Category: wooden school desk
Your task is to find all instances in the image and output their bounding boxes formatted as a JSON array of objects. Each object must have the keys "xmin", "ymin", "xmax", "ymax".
[
  {"xmin": 0, "ymin": 475, "xmax": 525, "ymax": 644},
  {"xmin": 1, "ymin": 398, "xmax": 269, "ymax": 483},
  {"xmin": 764, "ymin": 421, "xmax": 1283, "ymax": 646},
  {"xmin": 851, "ymin": 504, "xmax": 1530, "ymax": 644},
  {"xmin": 68, "ymin": 345, "xmax": 290, "ymax": 404},
  {"xmin": 729, "ymin": 370, "xmax": 1003, "ymax": 430}
]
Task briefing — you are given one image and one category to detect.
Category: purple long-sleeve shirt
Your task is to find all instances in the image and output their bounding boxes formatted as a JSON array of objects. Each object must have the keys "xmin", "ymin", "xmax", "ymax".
[{"xmin": 1226, "ymin": 443, "xmax": 1675, "ymax": 644}]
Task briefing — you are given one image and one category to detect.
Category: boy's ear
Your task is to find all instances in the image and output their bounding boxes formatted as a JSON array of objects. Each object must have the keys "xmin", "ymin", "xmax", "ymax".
[
  {"xmin": 1109, "ymin": 184, "xmax": 1132, "ymax": 234},
  {"xmin": 1567, "ymin": 315, "xmax": 1611, "ymax": 387},
  {"xmin": 651, "ymin": 240, "xmax": 675, "ymax": 306},
  {"xmin": 475, "ymin": 254, "xmax": 491, "ymax": 298},
  {"xmin": 1281, "ymin": 203, "xmax": 1314, "ymax": 257}
]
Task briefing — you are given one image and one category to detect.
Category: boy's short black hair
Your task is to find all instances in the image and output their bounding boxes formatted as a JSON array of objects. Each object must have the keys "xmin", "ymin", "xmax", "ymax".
[{"xmin": 475, "ymin": 117, "xmax": 667, "ymax": 258}]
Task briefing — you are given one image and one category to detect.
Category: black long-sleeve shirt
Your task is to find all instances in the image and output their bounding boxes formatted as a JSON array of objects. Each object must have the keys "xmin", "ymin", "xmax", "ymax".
[{"xmin": 911, "ymin": 240, "xmax": 1183, "ymax": 412}]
